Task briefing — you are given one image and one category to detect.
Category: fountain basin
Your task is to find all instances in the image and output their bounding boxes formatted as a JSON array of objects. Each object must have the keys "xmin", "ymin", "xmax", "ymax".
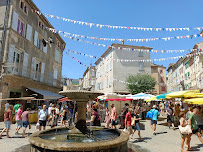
[{"xmin": 29, "ymin": 126, "xmax": 129, "ymax": 152}]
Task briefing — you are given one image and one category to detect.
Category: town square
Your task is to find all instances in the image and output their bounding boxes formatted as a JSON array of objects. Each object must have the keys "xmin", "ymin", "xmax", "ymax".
[{"xmin": 0, "ymin": 0, "xmax": 202, "ymax": 152}]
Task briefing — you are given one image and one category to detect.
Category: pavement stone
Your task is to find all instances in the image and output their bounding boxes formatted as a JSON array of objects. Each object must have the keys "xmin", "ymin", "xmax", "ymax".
[{"xmin": 0, "ymin": 117, "xmax": 202, "ymax": 152}]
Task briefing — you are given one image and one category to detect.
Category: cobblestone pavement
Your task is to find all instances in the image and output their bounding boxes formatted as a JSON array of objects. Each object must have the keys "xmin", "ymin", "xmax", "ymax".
[{"xmin": 0, "ymin": 117, "xmax": 202, "ymax": 152}]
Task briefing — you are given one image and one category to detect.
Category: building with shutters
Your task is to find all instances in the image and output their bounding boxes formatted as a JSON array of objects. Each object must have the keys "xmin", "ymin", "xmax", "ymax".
[
  {"xmin": 0, "ymin": 0, "xmax": 66, "ymax": 118},
  {"xmin": 83, "ymin": 65, "xmax": 96, "ymax": 91},
  {"xmin": 166, "ymin": 41, "xmax": 203, "ymax": 92},
  {"xmin": 94, "ymin": 43, "xmax": 152, "ymax": 94},
  {"xmin": 151, "ymin": 63, "xmax": 167, "ymax": 95}
]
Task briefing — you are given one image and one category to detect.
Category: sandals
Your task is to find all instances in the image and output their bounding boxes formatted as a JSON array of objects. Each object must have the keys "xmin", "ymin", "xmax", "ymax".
[{"xmin": 187, "ymin": 148, "xmax": 194, "ymax": 151}]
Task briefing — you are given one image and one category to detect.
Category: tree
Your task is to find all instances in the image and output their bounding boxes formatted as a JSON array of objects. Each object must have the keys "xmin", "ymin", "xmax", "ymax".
[{"xmin": 126, "ymin": 74, "xmax": 156, "ymax": 94}]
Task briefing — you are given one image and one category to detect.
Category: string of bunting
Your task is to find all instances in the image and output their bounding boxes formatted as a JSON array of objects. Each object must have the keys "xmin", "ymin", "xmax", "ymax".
[
  {"xmin": 66, "ymin": 52, "xmax": 89, "ymax": 68},
  {"xmin": 53, "ymin": 32, "xmax": 203, "ymax": 50},
  {"xmin": 33, "ymin": 10, "xmax": 203, "ymax": 32},
  {"xmin": 47, "ymin": 27, "xmax": 203, "ymax": 43},
  {"xmin": 66, "ymin": 48, "xmax": 203, "ymax": 62}
]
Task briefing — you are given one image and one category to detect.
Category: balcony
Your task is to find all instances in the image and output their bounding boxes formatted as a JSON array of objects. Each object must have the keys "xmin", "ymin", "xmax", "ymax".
[{"xmin": 2, "ymin": 63, "xmax": 61, "ymax": 88}]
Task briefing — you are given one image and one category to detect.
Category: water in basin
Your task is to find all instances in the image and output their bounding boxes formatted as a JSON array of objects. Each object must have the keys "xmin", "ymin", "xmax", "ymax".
[{"xmin": 39, "ymin": 128, "xmax": 120, "ymax": 143}]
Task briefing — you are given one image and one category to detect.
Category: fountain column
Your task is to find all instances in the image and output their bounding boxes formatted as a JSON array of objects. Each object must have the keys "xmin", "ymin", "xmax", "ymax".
[
  {"xmin": 59, "ymin": 90, "xmax": 103, "ymax": 134},
  {"xmin": 75, "ymin": 101, "xmax": 88, "ymax": 134}
]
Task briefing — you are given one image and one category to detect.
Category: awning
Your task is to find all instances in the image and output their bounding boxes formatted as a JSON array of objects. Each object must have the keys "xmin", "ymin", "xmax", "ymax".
[
  {"xmin": 166, "ymin": 90, "xmax": 200, "ymax": 99},
  {"xmin": 183, "ymin": 93, "xmax": 203, "ymax": 98},
  {"xmin": 27, "ymin": 88, "xmax": 63, "ymax": 100},
  {"xmin": 106, "ymin": 98, "xmax": 133, "ymax": 101},
  {"xmin": 184, "ymin": 98, "xmax": 203, "ymax": 105},
  {"xmin": 0, "ymin": 97, "xmax": 35, "ymax": 101}
]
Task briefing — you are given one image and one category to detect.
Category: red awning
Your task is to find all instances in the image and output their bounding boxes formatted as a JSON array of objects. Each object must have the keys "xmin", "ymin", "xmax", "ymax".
[
  {"xmin": 106, "ymin": 98, "xmax": 133, "ymax": 101},
  {"xmin": 58, "ymin": 97, "xmax": 71, "ymax": 102}
]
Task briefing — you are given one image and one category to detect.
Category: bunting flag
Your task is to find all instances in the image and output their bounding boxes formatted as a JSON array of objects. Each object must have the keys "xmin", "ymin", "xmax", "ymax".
[
  {"xmin": 47, "ymin": 27, "xmax": 203, "ymax": 43},
  {"xmin": 66, "ymin": 48, "xmax": 203, "ymax": 62},
  {"xmin": 32, "ymin": 10, "xmax": 203, "ymax": 32},
  {"xmin": 66, "ymin": 53, "xmax": 89, "ymax": 68}
]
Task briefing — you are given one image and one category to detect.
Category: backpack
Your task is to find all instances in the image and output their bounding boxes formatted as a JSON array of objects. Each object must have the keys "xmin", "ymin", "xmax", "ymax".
[{"xmin": 146, "ymin": 109, "xmax": 154, "ymax": 119}]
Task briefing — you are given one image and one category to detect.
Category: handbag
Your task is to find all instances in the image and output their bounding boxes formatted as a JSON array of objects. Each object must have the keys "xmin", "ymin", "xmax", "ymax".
[
  {"xmin": 131, "ymin": 118, "xmax": 135, "ymax": 126},
  {"xmin": 178, "ymin": 125, "xmax": 192, "ymax": 134}
]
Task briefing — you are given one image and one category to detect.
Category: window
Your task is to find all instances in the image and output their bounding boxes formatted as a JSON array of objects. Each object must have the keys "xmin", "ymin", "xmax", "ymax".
[
  {"xmin": 91, "ymin": 80, "xmax": 95, "ymax": 86},
  {"xmin": 161, "ymin": 77, "xmax": 164, "ymax": 83},
  {"xmin": 151, "ymin": 68, "xmax": 154, "ymax": 74},
  {"xmin": 161, "ymin": 86, "xmax": 166, "ymax": 91},
  {"xmin": 55, "ymin": 49, "xmax": 60, "ymax": 62},
  {"xmin": 139, "ymin": 62, "xmax": 144, "ymax": 71},
  {"xmin": 20, "ymin": 1, "xmax": 24, "ymax": 10},
  {"xmin": 37, "ymin": 37, "xmax": 43, "ymax": 50},
  {"xmin": 185, "ymin": 61, "xmax": 189, "ymax": 69},
  {"xmin": 106, "ymin": 78, "xmax": 108, "ymax": 88},
  {"xmin": 106, "ymin": 64, "xmax": 108, "ymax": 73},
  {"xmin": 160, "ymin": 70, "xmax": 163, "ymax": 73},
  {"xmin": 20, "ymin": 1, "xmax": 28, "ymax": 14},
  {"xmin": 38, "ymin": 20, "xmax": 44, "ymax": 30},
  {"xmin": 17, "ymin": 18, "xmax": 26, "ymax": 37},
  {"xmin": 138, "ymin": 51, "xmax": 144, "ymax": 57},
  {"xmin": 91, "ymin": 71, "xmax": 95, "ymax": 77},
  {"xmin": 109, "ymin": 61, "xmax": 112, "ymax": 70}
]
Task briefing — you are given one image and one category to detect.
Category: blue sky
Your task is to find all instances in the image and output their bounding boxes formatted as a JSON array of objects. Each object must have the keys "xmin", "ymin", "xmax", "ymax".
[{"xmin": 33, "ymin": 0, "xmax": 203, "ymax": 79}]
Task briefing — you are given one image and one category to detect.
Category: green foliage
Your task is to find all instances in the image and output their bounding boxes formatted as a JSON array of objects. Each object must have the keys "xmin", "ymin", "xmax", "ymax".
[{"xmin": 126, "ymin": 74, "xmax": 156, "ymax": 94}]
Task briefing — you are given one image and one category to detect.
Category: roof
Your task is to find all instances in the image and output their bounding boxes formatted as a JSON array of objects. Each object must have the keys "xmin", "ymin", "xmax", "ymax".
[
  {"xmin": 83, "ymin": 66, "xmax": 95, "ymax": 77},
  {"xmin": 151, "ymin": 62, "xmax": 166, "ymax": 68},
  {"xmin": 27, "ymin": 88, "xmax": 63, "ymax": 99},
  {"xmin": 95, "ymin": 43, "xmax": 153, "ymax": 65},
  {"xmin": 26, "ymin": 0, "xmax": 65, "ymax": 45}
]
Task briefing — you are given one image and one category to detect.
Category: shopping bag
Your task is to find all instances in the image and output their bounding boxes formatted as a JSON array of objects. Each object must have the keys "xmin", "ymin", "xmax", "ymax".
[{"xmin": 35, "ymin": 123, "xmax": 39, "ymax": 129}]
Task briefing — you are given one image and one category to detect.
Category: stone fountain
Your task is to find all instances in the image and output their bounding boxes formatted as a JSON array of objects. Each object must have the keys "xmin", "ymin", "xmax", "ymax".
[{"xmin": 29, "ymin": 90, "xmax": 129, "ymax": 152}]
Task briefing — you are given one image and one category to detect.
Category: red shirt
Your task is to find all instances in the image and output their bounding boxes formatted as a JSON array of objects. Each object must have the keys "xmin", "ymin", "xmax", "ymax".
[
  {"xmin": 4, "ymin": 109, "xmax": 12, "ymax": 121},
  {"xmin": 125, "ymin": 112, "xmax": 132, "ymax": 126}
]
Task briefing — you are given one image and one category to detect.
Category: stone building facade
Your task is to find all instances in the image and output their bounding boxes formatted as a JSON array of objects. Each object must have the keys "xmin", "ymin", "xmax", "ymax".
[
  {"xmin": 166, "ymin": 41, "xmax": 203, "ymax": 92},
  {"xmin": 95, "ymin": 43, "xmax": 152, "ymax": 94},
  {"xmin": 151, "ymin": 63, "xmax": 167, "ymax": 95},
  {"xmin": 83, "ymin": 66, "xmax": 96, "ymax": 91},
  {"xmin": 0, "ymin": 0, "xmax": 66, "ymax": 117}
]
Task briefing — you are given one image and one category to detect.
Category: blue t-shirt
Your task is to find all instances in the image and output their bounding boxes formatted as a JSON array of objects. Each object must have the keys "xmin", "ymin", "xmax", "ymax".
[
  {"xmin": 151, "ymin": 109, "xmax": 160, "ymax": 121},
  {"xmin": 69, "ymin": 108, "xmax": 74, "ymax": 117}
]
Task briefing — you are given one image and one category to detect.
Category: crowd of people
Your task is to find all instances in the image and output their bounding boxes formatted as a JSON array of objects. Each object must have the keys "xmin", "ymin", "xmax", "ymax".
[
  {"xmin": 0, "ymin": 99, "xmax": 202, "ymax": 152},
  {"xmin": 0, "ymin": 101, "xmax": 78, "ymax": 139}
]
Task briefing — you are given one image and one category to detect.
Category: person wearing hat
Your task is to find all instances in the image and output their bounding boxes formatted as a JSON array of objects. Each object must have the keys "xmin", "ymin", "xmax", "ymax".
[{"xmin": 150, "ymin": 105, "xmax": 160, "ymax": 135}]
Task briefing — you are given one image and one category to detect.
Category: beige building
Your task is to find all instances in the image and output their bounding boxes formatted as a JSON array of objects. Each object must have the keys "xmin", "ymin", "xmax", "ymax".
[
  {"xmin": 0, "ymin": 0, "xmax": 66, "ymax": 118},
  {"xmin": 95, "ymin": 43, "xmax": 152, "ymax": 94},
  {"xmin": 83, "ymin": 65, "xmax": 96, "ymax": 91},
  {"xmin": 62, "ymin": 78, "xmax": 83, "ymax": 91},
  {"xmin": 166, "ymin": 41, "xmax": 203, "ymax": 92},
  {"xmin": 151, "ymin": 63, "xmax": 167, "ymax": 95}
]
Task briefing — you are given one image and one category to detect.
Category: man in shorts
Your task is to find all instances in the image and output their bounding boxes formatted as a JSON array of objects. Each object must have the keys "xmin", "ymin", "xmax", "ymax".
[
  {"xmin": 110, "ymin": 104, "xmax": 117, "ymax": 129},
  {"xmin": 150, "ymin": 105, "xmax": 160, "ymax": 135},
  {"xmin": 0, "ymin": 105, "xmax": 13, "ymax": 139},
  {"xmin": 38, "ymin": 105, "xmax": 48, "ymax": 131},
  {"xmin": 22, "ymin": 108, "xmax": 31, "ymax": 137}
]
